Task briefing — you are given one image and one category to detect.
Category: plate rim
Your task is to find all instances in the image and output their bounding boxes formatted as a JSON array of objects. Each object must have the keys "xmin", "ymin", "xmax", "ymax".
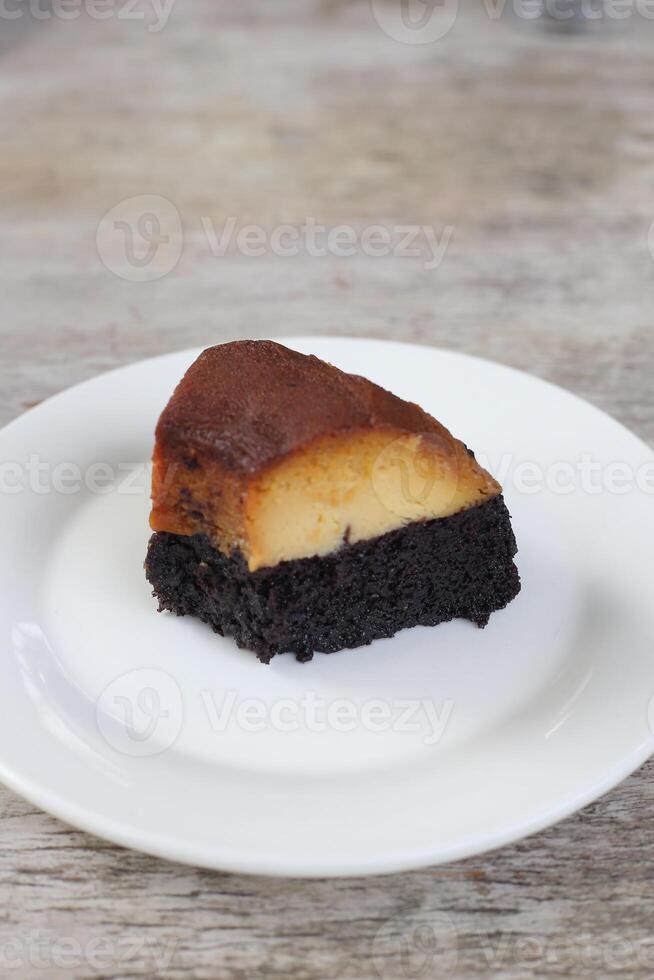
[
  {"xmin": 1, "ymin": 334, "xmax": 653, "ymax": 877},
  {"xmin": 1, "ymin": 746, "xmax": 651, "ymax": 877}
]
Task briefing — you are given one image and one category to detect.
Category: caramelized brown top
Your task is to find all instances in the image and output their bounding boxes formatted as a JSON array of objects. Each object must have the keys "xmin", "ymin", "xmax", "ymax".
[{"xmin": 157, "ymin": 340, "xmax": 462, "ymax": 475}]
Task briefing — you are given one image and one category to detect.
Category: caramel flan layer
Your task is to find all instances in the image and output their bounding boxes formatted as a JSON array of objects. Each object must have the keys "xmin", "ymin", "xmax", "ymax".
[{"xmin": 150, "ymin": 340, "xmax": 501, "ymax": 570}]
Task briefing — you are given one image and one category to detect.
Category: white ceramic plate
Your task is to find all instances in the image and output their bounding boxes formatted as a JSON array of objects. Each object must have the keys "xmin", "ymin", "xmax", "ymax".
[{"xmin": 1, "ymin": 336, "xmax": 653, "ymax": 877}]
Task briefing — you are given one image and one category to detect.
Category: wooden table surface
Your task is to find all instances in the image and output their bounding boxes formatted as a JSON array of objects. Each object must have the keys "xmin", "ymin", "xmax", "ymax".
[{"xmin": 1, "ymin": 2, "xmax": 654, "ymax": 977}]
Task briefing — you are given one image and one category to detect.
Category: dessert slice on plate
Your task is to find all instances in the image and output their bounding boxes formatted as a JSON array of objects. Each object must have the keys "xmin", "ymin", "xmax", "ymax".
[{"xmin": 145, "ymin": 340, "xmax": 520, "ymax": 662}]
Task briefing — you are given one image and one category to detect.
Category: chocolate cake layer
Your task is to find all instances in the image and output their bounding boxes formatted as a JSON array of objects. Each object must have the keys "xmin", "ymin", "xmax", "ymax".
[{"xmin": 145, "ymin": 494, "xmax": 520, "ymax": 664}]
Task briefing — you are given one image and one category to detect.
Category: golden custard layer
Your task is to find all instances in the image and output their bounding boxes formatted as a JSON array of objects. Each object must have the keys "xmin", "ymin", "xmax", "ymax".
[{"xmin": 150, "ymin": 341, "xmax": 501, "ymax": 571}]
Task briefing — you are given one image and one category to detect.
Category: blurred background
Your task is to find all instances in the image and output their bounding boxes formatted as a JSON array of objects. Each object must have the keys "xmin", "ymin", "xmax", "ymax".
[{"xmin": 2, "ymin": 0, "xmax": 653, "ymax": 447}]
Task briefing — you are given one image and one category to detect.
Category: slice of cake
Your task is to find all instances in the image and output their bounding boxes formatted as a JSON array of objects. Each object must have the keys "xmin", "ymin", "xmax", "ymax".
[{"xmin": 145, "ymin": 340, "xmax": 520, "ymax": 663}]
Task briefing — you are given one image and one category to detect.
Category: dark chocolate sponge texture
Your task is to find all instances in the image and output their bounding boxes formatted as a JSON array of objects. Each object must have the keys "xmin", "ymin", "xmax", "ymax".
[{"xmin": 145, "ymin": 494, "xmax": 520, "ymax": 664}]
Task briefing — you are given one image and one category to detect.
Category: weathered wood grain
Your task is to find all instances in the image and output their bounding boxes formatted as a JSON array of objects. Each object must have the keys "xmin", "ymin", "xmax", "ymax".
[{"xmin": 1, "ymin": 1, "xmax": 653, "ymax": 977}]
